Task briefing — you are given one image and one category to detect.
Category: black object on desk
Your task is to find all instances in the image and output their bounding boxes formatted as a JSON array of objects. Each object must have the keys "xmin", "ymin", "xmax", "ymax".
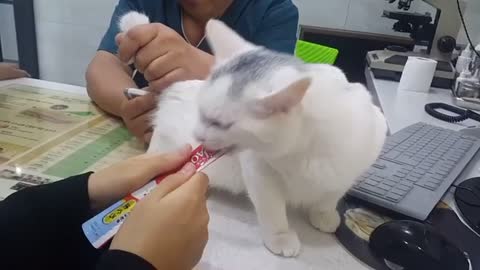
[
  {"xmin": 455, "ymin": 177, "xmax": 480, "ymax": 236},
  {"xmin": 425, "ymin": 103, "xmax": 480, "ymax": 123},
  {"xmin": 369, "ymin": 220, "xmax": 471, "ymax": 270}
]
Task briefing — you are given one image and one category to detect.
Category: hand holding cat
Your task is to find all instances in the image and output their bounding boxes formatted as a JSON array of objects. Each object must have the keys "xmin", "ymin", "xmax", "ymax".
[
  {"xmin": 116, "ymin": 23, "xmax": 213, "ymax": 91},
  {"xmin": 119, "ymin": 92, "xmax": 156, "ymax": 142},
  {"xmin": 0, "ymin": 63, "xmax": 30, "ymax": 81}
]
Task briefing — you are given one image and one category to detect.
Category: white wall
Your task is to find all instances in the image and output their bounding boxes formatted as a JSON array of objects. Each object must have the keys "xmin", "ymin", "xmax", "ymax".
[
  {"xmin": 33, "ymin": 0, "xmax": 118, "ymax": 86},
  {"xmin": 294, "ymin": 0, "xmax": 439, "ymax": 38},
  {"xmin": 0, "ymin": 3, "xmax": 18, "ymax": 61}
]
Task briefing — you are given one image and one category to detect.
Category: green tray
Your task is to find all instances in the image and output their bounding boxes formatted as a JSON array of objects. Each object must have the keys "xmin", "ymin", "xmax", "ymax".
[{"xmin": 295, "ymin": 40, "xmax": 339, "ymax": 64}]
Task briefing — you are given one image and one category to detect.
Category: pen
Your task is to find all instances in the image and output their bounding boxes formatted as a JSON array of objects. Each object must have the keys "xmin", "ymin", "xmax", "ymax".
[{"xmin": 123, "ymin": 88, "xmax": 149, "ymax": 100}]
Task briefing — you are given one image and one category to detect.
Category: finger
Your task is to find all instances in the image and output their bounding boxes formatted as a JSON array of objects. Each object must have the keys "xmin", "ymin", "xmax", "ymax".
[
  {"xmin": 15, "ymin": 69, "xmax": 31, "ymax": 78},
  {"xmin": 134, "ymin": 36, "xmax": 170, "ymax": 73},
  {"xmin": 6, "ymin": 68, "xmax": 30, "ymax": 79},
  {"xmin": 123, "ymin": 93, "xmax": 157, "ymax": 120},
  {"xmin": 135, "ymin": 144, "xmax": 193, "ymax": 180},
  {"xmin": 118, "ymin": 24, "xmax": 162, "ymax": 63},
  {"xmin": 129, "ymin": 111, "xmax": 153, "ymax": 139},
  {"xmin": 148, "ymin": 68, "xmax": 185, "ymax": 92},
  {"xmin": 115, "ymin": 32, "xmax": 126, "ymax": 46},
  {"xmin": 149, "ymin": 162, "xmax": 197, "ymax": 199},
  {"xmin": 143, "ymin": 52, "xmax": 177, "ymax": 82},
  {"xmin": 167, "ymin": 172, "xmax": 209, "ymax": 201},
  {"xmin": 143, "ymin": 131, "xmax": 153, "ymax": 143}
]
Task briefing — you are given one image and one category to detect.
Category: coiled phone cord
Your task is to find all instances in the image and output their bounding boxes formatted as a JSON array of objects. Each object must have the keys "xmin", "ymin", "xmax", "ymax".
[{"xmin": 424, "ymin": 103, "xmax": 480, "ymax": 123}]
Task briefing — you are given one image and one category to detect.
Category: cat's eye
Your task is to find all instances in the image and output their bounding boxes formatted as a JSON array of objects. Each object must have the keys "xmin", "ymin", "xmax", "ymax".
[
  {"xmin": 209, "ymin": 120, "xmax": 233, "ymax": 130},
  {"xmin": 200, "ymin": 111, "xmax": 233, "ymax": 130}
]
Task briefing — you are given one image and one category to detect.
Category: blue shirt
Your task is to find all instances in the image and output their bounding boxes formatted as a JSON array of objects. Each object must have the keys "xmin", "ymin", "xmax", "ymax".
[{"xmin": 99, "ymin": 0, "xmax": 299, "ymax": 55}]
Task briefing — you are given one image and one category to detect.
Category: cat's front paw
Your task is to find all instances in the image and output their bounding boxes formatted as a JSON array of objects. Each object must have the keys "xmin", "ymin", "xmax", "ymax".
[
  {"xmin": 262, "ymin": 230, "xmax": 301, "ymax": 257},
  {"xmin": 309, "ymin": 209, "xmax": 341, "ymax": 233}
]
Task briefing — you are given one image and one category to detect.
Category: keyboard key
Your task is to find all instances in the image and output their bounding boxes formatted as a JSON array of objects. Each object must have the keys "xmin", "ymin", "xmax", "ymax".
[
  {"xmin": 385, "ymin": 193, "xmax": 403, "ymax": 202},
  {"xmin": 383, "ymin": 180, "xmax": 397, "ymax": 187},
  {"xmin": 372, "ymin": 175, "xmax": 385, "ymax": 182},
  {"xmin": 396, "ymin": 184, "xmax": 413, "ymax": 192},
  {"xmin": 364, "ymin": 179, "xmax": 380, "ymax": 186},
  {"xmin": 423, "ymin": 182, "xmax": 438, "ymax": 190},
  {"xmin": 419, "ymin": 164, "xmax": 431, "ymax": 170},
  {"xmin": 397, "ymin": 156, "xmax": 419, "ymax": 166},
  {"xmin": 406, "ymin": 175, "xmax": 420, "ymax": 182},
  {"xmin": 392, "ymin": 175, "xmax": 403, "ymax": 182},
  {"xmin": 384, "ymin": 150, "xmax": 402, "ymax": 159},
  {"xmin": 413, "ymin": 168, "xmax": 426, "ymax": 175},
  {"xmin": 378, "ymin": 183, "xmax": 393, "ymax": 191},
  {"xmin": 410, "ymin": 172, "xmax": 423, "ymax": 178},
  {"xmin": 373, "ymin": 161, "xmax": 387, "ymax": 169},
  {"xmin": 400, "ymin": 181, "xmax": 414, "ymax": 187},
  {"xmin": 391, "ymin": 188, "xmax": 407, "ymax": 196},
  {"xmin": 358, "ymin": 185, "xmax": 387, "ymax": 196}
]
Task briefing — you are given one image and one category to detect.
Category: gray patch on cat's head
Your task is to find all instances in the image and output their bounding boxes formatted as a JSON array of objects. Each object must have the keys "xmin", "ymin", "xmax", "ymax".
[{"xmin": 210, "ymin": 49, "xmax": 304, "ymax": 98}]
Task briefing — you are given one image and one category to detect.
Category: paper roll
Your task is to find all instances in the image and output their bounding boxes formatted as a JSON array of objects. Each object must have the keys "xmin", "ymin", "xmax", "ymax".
[{"xmin": 398, "ymin": 57, "xmax": 438, "ymax": 92}]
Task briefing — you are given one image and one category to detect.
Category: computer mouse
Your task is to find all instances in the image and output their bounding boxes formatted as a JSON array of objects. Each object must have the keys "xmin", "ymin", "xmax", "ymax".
[{"xmin": 369, "ymin": 220, "xmax": 471, "ymax": 270}]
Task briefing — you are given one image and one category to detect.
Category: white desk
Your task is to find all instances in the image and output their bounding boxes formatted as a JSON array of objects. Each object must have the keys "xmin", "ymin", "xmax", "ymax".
[
  {"xmin": 365, "ymin": 68, "xmax": 479, "ymax": 134},
  {"xmin": 0, "ymin": 78, "xmax": 368, "ymax": 270}
]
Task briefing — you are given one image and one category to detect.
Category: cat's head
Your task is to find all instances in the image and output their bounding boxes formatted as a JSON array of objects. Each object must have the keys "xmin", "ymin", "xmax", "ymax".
[{"xmin": 193, "ymin": 20, "xmax": 312, "ymax": 156}]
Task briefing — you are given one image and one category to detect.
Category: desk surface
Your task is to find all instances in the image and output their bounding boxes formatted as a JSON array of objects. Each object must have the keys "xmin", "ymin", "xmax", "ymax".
[
  {"xmin": 0, "ymin": 78, "xmax": 369, "ymax": 270},
  {"xmin": 365, "ymin": 68, "xmax": 479, "ymax": 134}
]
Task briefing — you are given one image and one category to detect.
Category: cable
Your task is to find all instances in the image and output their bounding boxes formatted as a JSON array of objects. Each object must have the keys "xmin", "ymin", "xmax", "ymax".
[
  {"xmin": 457, "ymin": 0, "xmax": 480, "ymax": 58},
  {"xmin": 424, "ymin": 103, "xmax": 480, "ymax": 123}
]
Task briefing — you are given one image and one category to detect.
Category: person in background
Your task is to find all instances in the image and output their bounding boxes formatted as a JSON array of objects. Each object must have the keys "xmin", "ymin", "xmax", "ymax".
[
  {"xmin": 0, "ymin": 63, "xmax": 30, "ymax": 80},
  {"xmin": 0, "ymin": 145, "xmax": 210, "ymax": 270},
  {"xmin": 86, "ymin": 0, "xmax": 299, "ymax": 143}
]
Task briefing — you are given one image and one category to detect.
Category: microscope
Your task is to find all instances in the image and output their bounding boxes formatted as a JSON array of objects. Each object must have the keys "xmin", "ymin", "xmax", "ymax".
[{"xmin": 366, "ymin": 0, "xmax": 467, "ymax": 89}]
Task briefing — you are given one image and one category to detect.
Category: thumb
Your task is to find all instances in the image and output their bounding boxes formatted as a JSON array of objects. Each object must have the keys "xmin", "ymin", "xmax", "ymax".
[
  {"xmin": 115, "ymin": 32, "xmax": 126, "ymax": 46},
  {"xmin": 149, "ymin": 162, "xmax": 197, "ymax": 199}
]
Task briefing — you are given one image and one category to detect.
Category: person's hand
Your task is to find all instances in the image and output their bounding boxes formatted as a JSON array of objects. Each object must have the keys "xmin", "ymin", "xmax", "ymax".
[
  {"xmin": 116, "ymin": 23, "xmax": 214, "ymax": 91},
  {"xmin": 119, "ymin": 92, "xmax": 156, "ymax": 143},
  {"xmin": 110, "ymin": 161, "xmax": 210, "ymax": 270},
  {"xmin": 87, "ymin": 144, "xmax": 192, "ymax": 210},
  {"xmin": 0, "ymin": 63, "xmax": 30, "ymax": 80}
]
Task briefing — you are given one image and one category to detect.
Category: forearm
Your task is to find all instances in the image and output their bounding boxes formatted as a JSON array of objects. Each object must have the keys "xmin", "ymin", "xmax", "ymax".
[
  {"xmin": 0, "ymin": 173, "xmax": 103, "ymax": 269},
  {"xmin": 86, "ymin": 51, "xmax": 137, "ymax": 116}
]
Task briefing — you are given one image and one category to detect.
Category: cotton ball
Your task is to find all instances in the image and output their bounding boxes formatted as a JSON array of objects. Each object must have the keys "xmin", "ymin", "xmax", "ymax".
[
  {"xmin": 118, "ymin": 11, "xmax": 150, "ymax": 64},
  {"xmin": 118, "ymin": 11, "xmax": 150, "ymax": 32}
]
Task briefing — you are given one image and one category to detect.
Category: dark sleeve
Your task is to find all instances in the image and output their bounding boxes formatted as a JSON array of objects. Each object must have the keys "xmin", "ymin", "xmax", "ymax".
[
  {"xmin": 0, "ymin": 172, "xmax": 103, "ymax": 270},
  {"xmin": 253, "ymin": 0, "xmax": 299, "ymax": 54},
  {"xmin": 98, "ymin": 0, "xmax": 142, "ymax": 54},
  {"xmin": 96, "ymin": 250, "xmax": 155, "ymax": 270}
]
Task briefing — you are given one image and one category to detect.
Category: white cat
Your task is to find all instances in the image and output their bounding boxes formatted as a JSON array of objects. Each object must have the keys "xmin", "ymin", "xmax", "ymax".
[{"xmin": 146, "ymin": 20, "xmax": 388, "ymax": 257}]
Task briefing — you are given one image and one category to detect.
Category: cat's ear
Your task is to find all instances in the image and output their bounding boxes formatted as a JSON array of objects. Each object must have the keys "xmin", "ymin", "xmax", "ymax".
[
  {"xmin": 253, "ymin": 77, "xmax": 312, "ymax": 118},
  {"xmin": 206, "ymin": 19, "xmax": 255, "ymax": 61}
]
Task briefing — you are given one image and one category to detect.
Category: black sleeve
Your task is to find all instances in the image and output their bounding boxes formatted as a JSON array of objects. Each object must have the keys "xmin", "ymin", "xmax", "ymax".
[
  {"xmin": 0, "ymin": 172, "xmax": 103, "ymax": 270},
  {"xmin": 96, "ymin": 250, "xmax": 155, "ymax": 270}
]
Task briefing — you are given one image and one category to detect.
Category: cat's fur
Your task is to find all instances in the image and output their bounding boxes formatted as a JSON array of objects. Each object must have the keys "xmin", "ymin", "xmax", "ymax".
[{"xmin": 146, "ymin": 20, "xmax": 387, "ymax": 257}]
